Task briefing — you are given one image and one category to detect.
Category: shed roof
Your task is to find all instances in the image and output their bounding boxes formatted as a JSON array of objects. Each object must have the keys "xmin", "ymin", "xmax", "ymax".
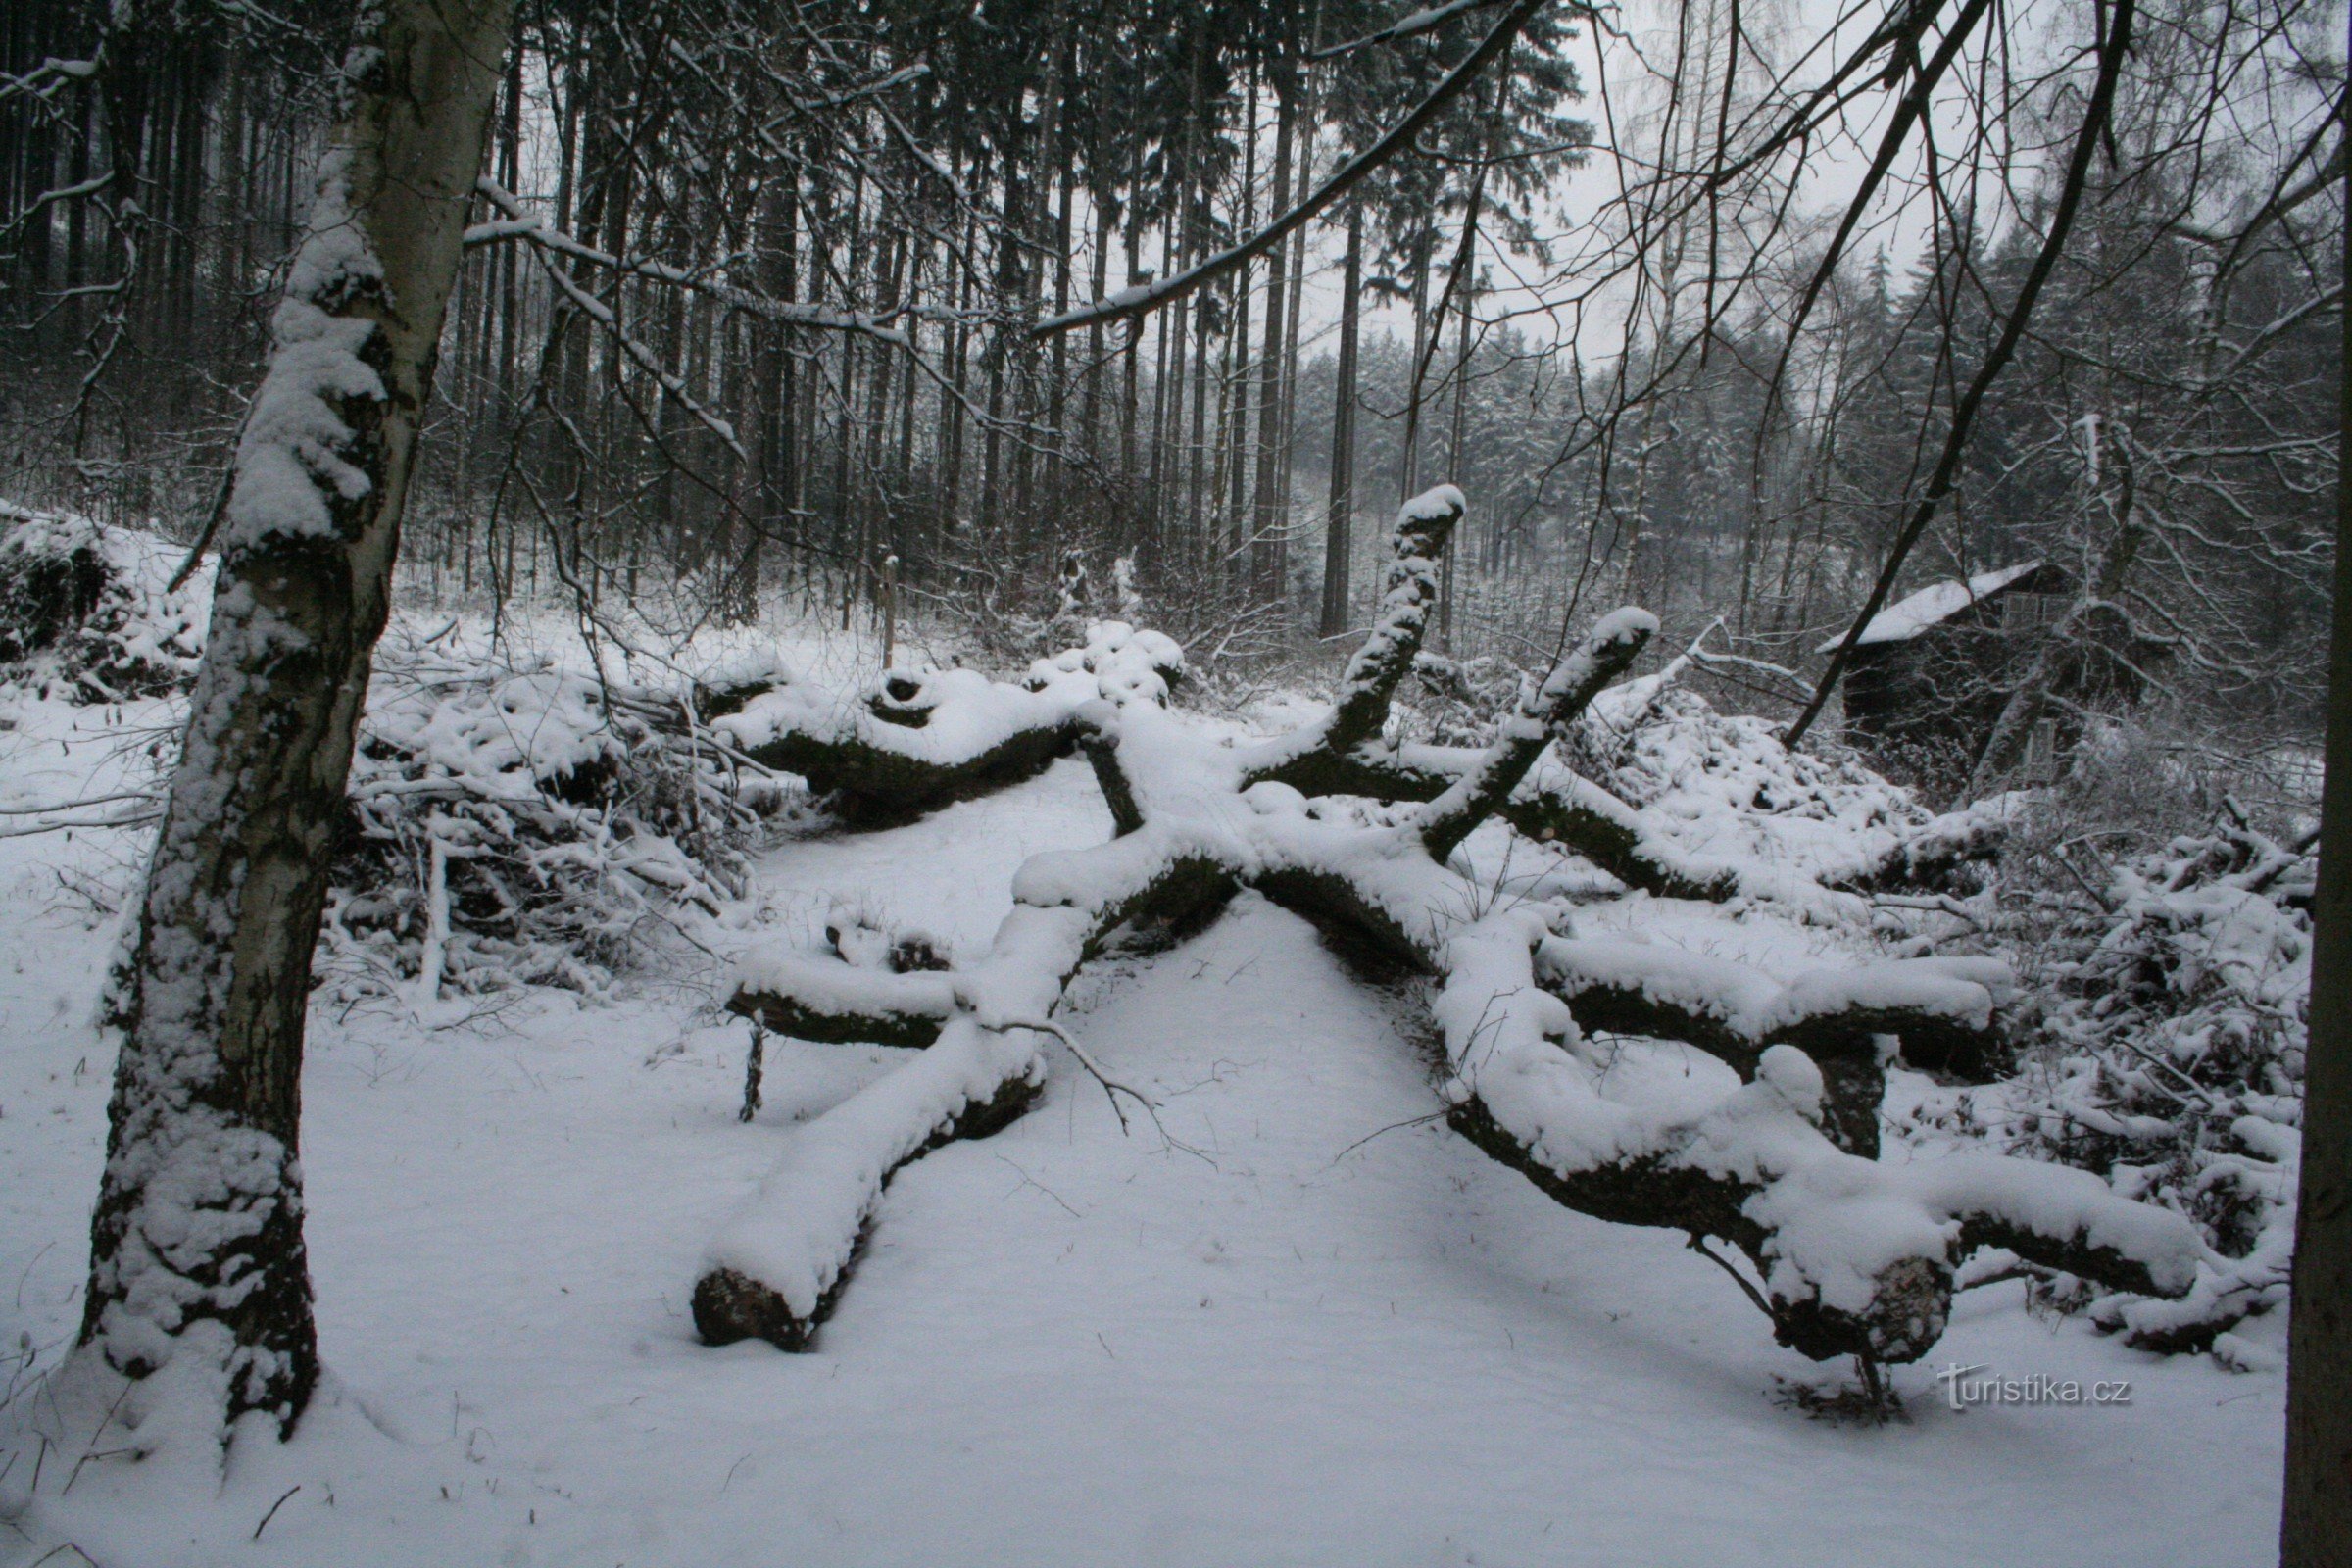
[{"xmin": 1815, "ymin": 561, "xmax": 2044, "ymax": 654}]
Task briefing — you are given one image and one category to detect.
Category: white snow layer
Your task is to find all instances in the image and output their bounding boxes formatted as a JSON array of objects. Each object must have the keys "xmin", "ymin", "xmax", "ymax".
[
  {"xmin": 1815, "ymin": 560, "xmax": 2044, "ymax": 650},
  {"xmin": 0, "ymin": 689, "xmax": 2285, "ymax": 1566}
]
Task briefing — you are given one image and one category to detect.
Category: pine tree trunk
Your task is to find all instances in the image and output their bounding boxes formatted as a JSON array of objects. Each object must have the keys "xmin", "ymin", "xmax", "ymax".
[
  {"xmin": 1318, "ymin": 201, "xmax": 1362, "ymax": 638},
  {"xmin": 1250, "ymin": 70, "xmax": 1296, "ymax": 602},
  {"xmin": 1397, "ymin": 222, "xmax": 1433, "ymax": 501},
  {"xmin": 75, "ymin": 0, "xmax": 511, "ymax": 1436}
]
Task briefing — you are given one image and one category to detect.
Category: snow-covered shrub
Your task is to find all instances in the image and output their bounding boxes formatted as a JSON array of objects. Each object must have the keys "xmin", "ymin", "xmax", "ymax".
[
  {"xmin": 0, "ymin": 504, "xmax": 210, "ymax": 701},
  {"xmin": 1533, "ymin": 662, "xmax": 2005, "ymax": 901},
  {"xmin": 1020, "ymin": 618, "xmax": 1185, "ymax": 707},
  {"xmin": 322, "ymin": 653, "xmax": 758, "ymax": 1000},
  {"xmin": 1985, "ymin": 819, "xmax": 2309, "ymax": 1354},
  {"xmin": 1581, "ymin": 670, "xmax": 1938, "ymax": 844}
]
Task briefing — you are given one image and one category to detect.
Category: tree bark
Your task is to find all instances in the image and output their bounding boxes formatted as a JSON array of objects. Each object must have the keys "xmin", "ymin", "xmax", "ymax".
[
  {"xmin": 1251, "ymin": 67, "xmax": 1298, "ymax": 599},
  {"xmin": 75, "ymin": 0, "xmax": 511, "ymax": 1435},
  {"xmin": 1320, "ymin": 202, "xmax": 1363, "ymax": 638},
  {"xmin": 2280, "ymin": 64, "xmax": 2352, "ymax": 1564}
]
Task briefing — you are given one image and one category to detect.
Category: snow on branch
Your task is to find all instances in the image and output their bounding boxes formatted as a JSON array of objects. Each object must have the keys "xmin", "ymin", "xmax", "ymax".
[
  {"xmin": 467, "ymin": 178, "xmax": 910, "ymax": 341},
  {"xmin": 1429, "ymin": 912, "xmax": 2202, "ymax": 1365},
  {"xmin": 701, "ymin": 834, "xmax": 1236, "ymax": 1348},
  {"xmin": 1311, "ymin": 0, "xmax": 1510, "ymax": 60},
  {"xmin": 1246, "ymin": 485, "xmax": 1462, "ymax": 785},
  {"xmin": 1538, "ymin": 938, "xmax": 2013, "ymax": 1083},
  {"xmin": 1418, "ymin": 607, "xmax": 1657, "ymax": 860},
  {"xmin": 706, "ymin": 621, "xmax": 1183, "ymax": 827},
  {"xmin": 1238, "ymin": 495, "xmax": 1992, "ymax": 906}
]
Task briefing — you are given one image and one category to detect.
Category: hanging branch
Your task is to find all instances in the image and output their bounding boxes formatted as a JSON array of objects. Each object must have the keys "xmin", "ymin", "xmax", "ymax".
[{"xmin": 1032, "ymin": 0, "xmax": 1568, "ymax": 339}]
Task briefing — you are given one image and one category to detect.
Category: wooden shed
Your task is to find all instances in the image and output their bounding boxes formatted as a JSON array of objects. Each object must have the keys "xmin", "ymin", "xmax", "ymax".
[{"xmin": 1821, "ymin": 561, "xmax": 2150, "ymax": 791}]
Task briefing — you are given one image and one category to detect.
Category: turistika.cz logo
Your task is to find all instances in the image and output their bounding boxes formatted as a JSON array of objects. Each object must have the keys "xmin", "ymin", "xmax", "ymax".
[{"xmin": 1934, "ymin": 1363, "xmax": 2133, "ymax": 1410}]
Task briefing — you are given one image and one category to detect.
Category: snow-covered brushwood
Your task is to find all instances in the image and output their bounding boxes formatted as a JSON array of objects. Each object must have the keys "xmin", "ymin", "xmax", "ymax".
[
  {"xmin": 1949, "ymin": 819, "xmax": 2310, "ymax": 1355},
  {"xmin": 707, "ymin": 620, "xmax": 1184, "ymax": 827},
  {"xmin": 1569, "ymin": 668, "xmax": 2011, "ymax": 898},
  {"xmin": 325, "ymin": 651, "xmax": 755, "ymax": 999},
  {"xmin": 0, "ymin": 506, "xmax": 213, "ymax": 701}
]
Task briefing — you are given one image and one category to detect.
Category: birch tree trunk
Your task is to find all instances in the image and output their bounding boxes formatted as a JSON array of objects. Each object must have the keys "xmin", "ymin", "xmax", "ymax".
[{"xmin": 75, "ymin": 0, "xmax": 511, "ymax": 1436}]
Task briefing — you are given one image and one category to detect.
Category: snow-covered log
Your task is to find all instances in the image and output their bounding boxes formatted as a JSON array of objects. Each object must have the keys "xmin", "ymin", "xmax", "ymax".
[
  {"xmin": 708, "ymin": 621, "xmax": 1182, "ymax": 827},
  {"xmin": 700, "ymin": 568, "xmax": 2187, "ymax": 1370},
  {"xmin": 726, "ymin": 953, "xmax": 958, "ymax": 1047},
  {"xmin": 697, "ymin": 840, "xmax": 1232, "ymax": 1348},
  {"xmin": 1535, "ymin": 939, "xmax": 2014, "ymax": 1154},
  {"xmin": 692, "ymin": 1016, "xmax": 1047, "ymax": 1348},
  {"xmin": 691, "ymin": 488, "xmax": 2193, "ymax": 1375}
]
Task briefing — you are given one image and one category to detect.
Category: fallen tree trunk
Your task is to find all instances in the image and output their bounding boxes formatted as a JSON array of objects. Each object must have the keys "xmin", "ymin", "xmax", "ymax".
[{"xmin": 699, "ymin": 487, "xmax": 2194, "ymax": 1372}]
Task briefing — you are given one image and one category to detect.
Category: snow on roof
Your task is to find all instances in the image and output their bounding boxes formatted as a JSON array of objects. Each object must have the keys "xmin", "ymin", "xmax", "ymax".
[{"xmin": 1816, "ymin": 560, "xmax": 2043, "ymax": 653}]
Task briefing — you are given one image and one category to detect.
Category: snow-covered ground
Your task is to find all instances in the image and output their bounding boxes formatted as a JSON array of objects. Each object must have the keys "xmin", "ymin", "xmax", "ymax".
[{"xmin": 0, "ymin": 679, "xmax": 2286, "ymax": 1567}]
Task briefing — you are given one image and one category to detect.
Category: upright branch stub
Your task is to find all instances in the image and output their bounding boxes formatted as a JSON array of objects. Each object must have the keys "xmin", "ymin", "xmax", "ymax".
[
  {"xmin": 1419, "ymin": 609, "xmax": 1658, "ymax": 861},
  {"xmin": 1241, "ymin": 485, "xmax": 1463, "ymax": 802},
  {"xmin": 1319, "ymin": 485, "xmax": 1465, "ymax": 755}
]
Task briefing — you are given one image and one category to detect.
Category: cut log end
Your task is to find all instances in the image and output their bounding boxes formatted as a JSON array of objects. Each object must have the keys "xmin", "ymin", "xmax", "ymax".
[
  {"xmin": 692, "ymin": 1266, "xmax": 820, "ymax": 1350},
  {"xmin": 696, "ymin": 1065, "xmax": 1048, "ymax": 1351}
]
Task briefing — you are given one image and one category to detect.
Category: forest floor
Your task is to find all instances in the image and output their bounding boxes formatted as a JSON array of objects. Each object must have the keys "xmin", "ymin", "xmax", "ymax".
[{"xmin": 0, "ymin": 658, "xmax": 2288, "ymax": 1568}]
